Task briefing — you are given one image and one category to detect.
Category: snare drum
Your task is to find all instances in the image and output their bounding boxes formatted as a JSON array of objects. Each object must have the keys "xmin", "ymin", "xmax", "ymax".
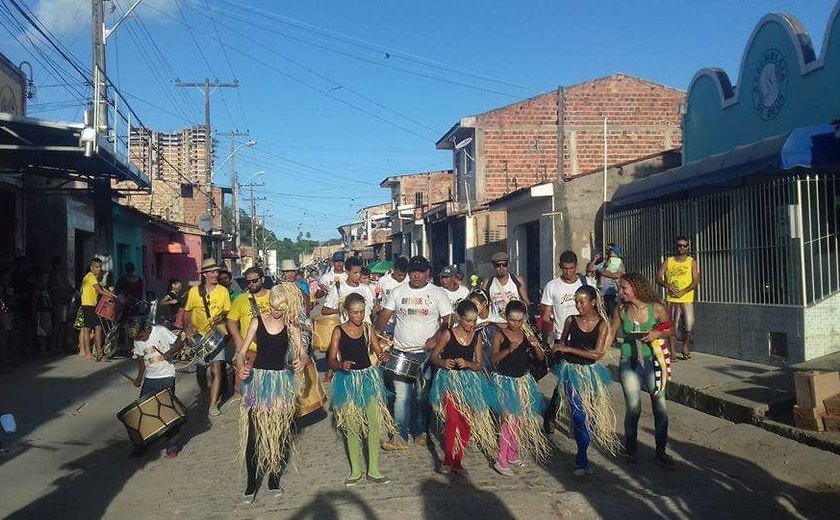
[
  {"xmin": 295, "ymin": 360, "xmax": 327, "ymax": 417},
  {"xmin": 312, "ymin": 314, "xmax": 340, "ymax": 352},
  {"xmin": 191, "ymin": 328, "xmax": 228, "ymax": 364},
  {"xmin": 383, "ymin": 350, "xmax": 426, "ymax": 380},
  {"xmin": 116, "ymin": 388, "xmax": 187, "ymax": 447}
]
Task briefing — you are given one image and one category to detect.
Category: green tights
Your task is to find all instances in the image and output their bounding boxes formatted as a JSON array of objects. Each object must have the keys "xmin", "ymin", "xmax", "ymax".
[{"xmin": 346, "ymin": 402, "xmax": 383, "ymax": 479}]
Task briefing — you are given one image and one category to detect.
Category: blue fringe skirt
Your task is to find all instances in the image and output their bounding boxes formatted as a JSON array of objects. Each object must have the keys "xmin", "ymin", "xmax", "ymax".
[{"xmin": 331, "ymin": 366, "xmax": 396, "ymax": 437}]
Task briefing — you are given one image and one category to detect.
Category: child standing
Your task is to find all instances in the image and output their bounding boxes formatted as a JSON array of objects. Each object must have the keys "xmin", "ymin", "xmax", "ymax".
[
  {"xmin": 328, "ymin": 293, "xmax": 395, "ymax": 486},
  {"xmin": 429, "ymin": 300, "xmax": 497, "ymax": 475},
  {"xmin": 490, "ymin": 300, "xmax": 548, "ymax": 476}
]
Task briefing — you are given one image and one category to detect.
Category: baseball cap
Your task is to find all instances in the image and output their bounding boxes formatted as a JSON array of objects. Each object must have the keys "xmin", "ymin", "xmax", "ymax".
[
  {"xmin": 407, "ymin": 255, "xmax": 431, "ymax": 272},
  {"xmin": 439, "ymin": 265, "xmax": 458, "ymax": 277},
  {"xmin": 332, "ymin": 251, "xmax": 346, "ymax": 262}
]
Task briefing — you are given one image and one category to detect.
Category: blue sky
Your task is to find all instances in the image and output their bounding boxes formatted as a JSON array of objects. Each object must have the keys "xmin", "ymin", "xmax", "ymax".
[{"xmin": 2, "ymin": 0, "xmax": 835, "ymax": 240}]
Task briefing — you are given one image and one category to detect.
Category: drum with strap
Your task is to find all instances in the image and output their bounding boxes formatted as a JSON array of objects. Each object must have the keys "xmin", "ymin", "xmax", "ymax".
[{"xmin": 116, "ymin": 388, "xmax": 187, "ymax": 447}]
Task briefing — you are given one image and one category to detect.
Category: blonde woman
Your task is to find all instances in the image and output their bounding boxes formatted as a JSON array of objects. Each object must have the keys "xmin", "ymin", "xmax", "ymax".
[{"xmin": 234, "ymin": 283, "xmax": 306, "ymax": 504}]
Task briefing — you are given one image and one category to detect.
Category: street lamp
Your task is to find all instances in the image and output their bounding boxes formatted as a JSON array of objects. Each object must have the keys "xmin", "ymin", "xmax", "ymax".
[{"xmin": 211, "ymin": 139, "xmax": 256, "ymax": 182}]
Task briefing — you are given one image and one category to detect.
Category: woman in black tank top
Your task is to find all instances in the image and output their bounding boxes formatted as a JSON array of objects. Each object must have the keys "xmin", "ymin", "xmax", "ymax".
[
  {"xmin": 233, "ymin": 283, "xmax": 306, "ymax": 503},
  {"xmin": 328, "ymin": 293, "xmax": 394, "ymax": 486},
  {"xmin": 488, "ymin": 300, "xmax": 548, "ymax": 475},
  {"xmin": 429, "ymin": 300, "xmax": 497, "ymax": 475},
  {"xmin": 550, "ymin": 285, "xmax": 618, "ymax": 475}
]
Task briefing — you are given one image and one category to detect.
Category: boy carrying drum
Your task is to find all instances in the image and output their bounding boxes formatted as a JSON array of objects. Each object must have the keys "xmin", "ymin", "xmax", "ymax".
[{"xmin": 127, "ymin": 321, "xmax": 185, "ymax": 458}]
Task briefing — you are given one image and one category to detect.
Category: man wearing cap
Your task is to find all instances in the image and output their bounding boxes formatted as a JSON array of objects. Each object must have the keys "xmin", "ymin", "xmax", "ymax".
[
  {"xmin": 184, "ymin": 258, "xmax": 232, "ymax": 417},
  {"xmin": 377, "ymin": 255, "xmax": 453, "ymax": 449},
  {"xmin": 586, "ymin": 243, "xmax": 625, "ymax": 317},
  {"xmin": 316, "ymin": 251, "xmax": 348, "ymax": 299},
  {"xmin": 439, "ymin": 265, "xmax": 470, "ymax": 307},
  {"xmin": 485, "ymin": 251, "xmax": 530, "ymax": 325},
  {"xmin": 227, "ymin": 266, "xmax": 270, "ymax": 393}
]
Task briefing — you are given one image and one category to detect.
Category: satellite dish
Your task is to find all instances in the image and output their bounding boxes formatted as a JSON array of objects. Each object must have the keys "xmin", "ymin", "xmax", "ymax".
[{"xmin": 454, "ymin": 137, "xmax": 473, "ymax": 150}]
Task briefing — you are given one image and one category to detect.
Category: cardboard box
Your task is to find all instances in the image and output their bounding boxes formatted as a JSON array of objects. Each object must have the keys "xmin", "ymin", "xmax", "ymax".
[
  {"xmin": 824, "ymin": 414, "xmax": 840, "ymax": 432},
  {"xmin": 824, "ymin": 393, "xmax": 840, "ymax": 415},
  {"xmin": 794, "ymin": 371, "xmax": 840, "ymax": 412},
  {"xmin": 794, "ymin": 405, "xmax": 826, "ymax": 431}
]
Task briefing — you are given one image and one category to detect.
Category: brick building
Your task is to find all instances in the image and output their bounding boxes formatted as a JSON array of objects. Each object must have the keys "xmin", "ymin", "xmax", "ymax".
[
  {"xmin": 378, "ymin": 170, "xmax": 454, "ymax": 262},
  {"xmin": 120, "ymin": 125, "xmax": 220, "ymax": 230},
  {"xmin": 434, "ymin": 73, "xmax": 685, "ymax": 278}
]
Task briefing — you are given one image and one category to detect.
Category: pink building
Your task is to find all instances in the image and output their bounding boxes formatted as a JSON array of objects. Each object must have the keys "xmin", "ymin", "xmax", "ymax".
[{"xmin": 142, "ymin": 219, "xmax": 203, "ymax": 297}]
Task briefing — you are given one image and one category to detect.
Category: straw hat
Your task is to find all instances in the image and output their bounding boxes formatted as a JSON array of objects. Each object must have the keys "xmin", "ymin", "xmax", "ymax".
[{"xmin": 200, "ymin": 258, "xmax": 221, "ymax": 272}]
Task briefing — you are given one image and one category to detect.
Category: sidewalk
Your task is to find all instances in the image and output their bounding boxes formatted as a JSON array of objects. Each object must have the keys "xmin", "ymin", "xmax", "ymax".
[{"xmin": 603, "ymin": 349, "xmax": 840, "ymax": 455}]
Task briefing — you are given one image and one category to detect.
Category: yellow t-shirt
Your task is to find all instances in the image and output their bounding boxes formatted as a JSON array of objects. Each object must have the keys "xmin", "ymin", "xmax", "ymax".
[
  {"xmin": 185, "ymin": 284, "xmax": 231, "ymax": 334},
  {"xmin": 80, "ymin": 272, "xmax": 99, "ymax": 306},
  {"xmin": 665, "ymin": 256, "xmax": 696, "ymax": 303},
  {"xmin": 228, "ymin": 291, "xmax": 271, "ymax": 352}
]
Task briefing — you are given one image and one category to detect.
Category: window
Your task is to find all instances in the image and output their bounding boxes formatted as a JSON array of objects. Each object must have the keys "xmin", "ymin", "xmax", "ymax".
[{"xmin": 181, "ymin": 184, "xmax": 194, "ymax": 198}]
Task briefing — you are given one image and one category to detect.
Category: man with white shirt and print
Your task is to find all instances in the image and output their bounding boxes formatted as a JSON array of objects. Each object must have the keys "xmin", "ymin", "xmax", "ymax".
[
  {"xmin": 486, "ymin": 251, "xmax": 531, "ymax": 326},
  {"xmin": 377, "ymin": 255, "xmax": 453, "ymax": 450},
  {"xmin": 540, "ymin": 250, "xmax": 595, "ymax": 434},
  {"xmin": 322, "ymin": 257, "xmax": 375, "ymax": 323}
]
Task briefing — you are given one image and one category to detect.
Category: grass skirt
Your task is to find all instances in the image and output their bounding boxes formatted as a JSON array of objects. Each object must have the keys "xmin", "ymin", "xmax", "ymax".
[
  {"xmin": 429, "ymin": 369, "xmax": 498, "ymax": 456},
  {"xmin": 553, "ymin": 361, "xmax": 620, "ymax": 455},
  {"xmin": 492, "ymin": 373, "xmax": 548, "ymax": 462},
  {"xmin": 331, "ymin": 366, "xmax": 397, "ymax": 438},
  {"xmin": 239, "ymin": 368, "xmax": 298, "ymax": 476}
]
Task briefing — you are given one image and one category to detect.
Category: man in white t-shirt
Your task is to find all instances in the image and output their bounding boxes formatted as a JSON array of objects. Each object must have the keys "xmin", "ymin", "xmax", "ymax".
[
  {"xmin": 439, "ymin": 264, "xmax": 470, "ymax": 308},
  {"xmin": 316, "ymin": 251, "xmax": 348, "ymax": 299},
  {"xmin": 322, "ymin": 257, "xmax": 375, "ymax": 323},
  {"xmin": 485, "ymin": 251, "xmax": 530, "ymax": 324},
  {"xmin": 128, "ymin": 321, "xmax": 184, "ymax": 457},
  {"xmin": 374, "ymin": 256, "xmax": 408, "ymax": 334},
  {"xmin": 377, "ymin": 255, "xmax": 453, "ymax": 448},
  {"xmin": 539, "ymin": 250, "xmax": 594, "ymax": 434}
]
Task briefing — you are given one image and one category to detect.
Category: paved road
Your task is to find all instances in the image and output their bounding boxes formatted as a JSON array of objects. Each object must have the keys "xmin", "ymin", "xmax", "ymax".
[{"xmin": 1, "ymin": 353, "xmax": 839, "ymax": 519}]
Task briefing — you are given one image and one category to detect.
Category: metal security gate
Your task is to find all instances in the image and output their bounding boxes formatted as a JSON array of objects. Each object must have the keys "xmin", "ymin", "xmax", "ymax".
[{"xmin": 605, "ymin": 172, "xmax": 840, "ymax": 307}]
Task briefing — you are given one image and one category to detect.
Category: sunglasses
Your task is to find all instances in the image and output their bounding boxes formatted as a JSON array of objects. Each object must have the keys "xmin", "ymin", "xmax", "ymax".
[
  {"xmin": 677, "ymin": 243, "xmax": 689, "ymax": 248},
  {"xmin": 245, "ymin": 278, "xmax": 262, "ymax": 285},
  {"xmin": 494, "ymin": 262, "xmax": 508, "ymax": 268}
]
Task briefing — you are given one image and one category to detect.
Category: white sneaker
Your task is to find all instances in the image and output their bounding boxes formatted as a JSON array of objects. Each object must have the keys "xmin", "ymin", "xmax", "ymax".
[{"xmin": 493, "ymin": 461, "xmax": 514, "ymax": 477}]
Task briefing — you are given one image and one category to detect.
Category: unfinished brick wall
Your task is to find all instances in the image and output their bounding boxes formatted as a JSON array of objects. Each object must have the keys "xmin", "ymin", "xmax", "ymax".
[
  {"xmin": 475, "ymin": 74, "xmax": 684, "ymax": 203},
  {"xmin": 563, "ymin": 74, "xmax": 684, "ymax": 176},
  {"xmin": 395, "ymin": 171, "xmax": 454, "ymax": 209}
]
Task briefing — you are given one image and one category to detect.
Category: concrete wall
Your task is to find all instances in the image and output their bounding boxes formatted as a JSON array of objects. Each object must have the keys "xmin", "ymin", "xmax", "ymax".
[
  {"xmin": 804, "ymin": 289, "xmax": 840, "ymax": 359},
  {"xmin": 695, "ymin": 303, "xmax": 805, "ymax": 365}
]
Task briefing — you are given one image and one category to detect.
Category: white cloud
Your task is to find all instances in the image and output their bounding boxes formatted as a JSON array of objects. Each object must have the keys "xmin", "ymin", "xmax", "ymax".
[{"xmin": 32, "ymin": 0, "xmax": 176, "ymax": 41}]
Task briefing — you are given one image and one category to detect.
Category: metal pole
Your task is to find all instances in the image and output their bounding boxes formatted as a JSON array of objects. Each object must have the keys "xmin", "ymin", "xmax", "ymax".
[
  {"xmin": 204, "ymin": 78, "xmax": 212, "ymax": 217},
  {"xmin": 602, "ymin": 117, "xmax": 608, "ymax": 253},
  {"xmin": 231, "ymin": 139, "xmax": 240, "ymax": 275}
]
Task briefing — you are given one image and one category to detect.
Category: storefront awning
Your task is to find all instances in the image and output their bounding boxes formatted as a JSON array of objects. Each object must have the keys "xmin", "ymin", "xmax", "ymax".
[
  {"xmin": 154, "ymin": 241, "xmax": 190, "ymax": 255},
  {"xmin": 611, "ymin": 124, "xmax": 840, "ymax": 209},
  {"xmin": 0, "ymin": 113, "xmax": 149, "ymax": 189}
]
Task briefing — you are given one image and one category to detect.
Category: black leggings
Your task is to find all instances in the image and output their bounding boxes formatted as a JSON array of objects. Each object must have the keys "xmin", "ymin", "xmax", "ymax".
[{"xmin": 244, "ymin": 412, "xmax": 282, "ymax": 495}]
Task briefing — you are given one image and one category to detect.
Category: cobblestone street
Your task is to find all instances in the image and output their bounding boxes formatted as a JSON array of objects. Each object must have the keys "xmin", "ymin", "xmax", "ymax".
[{"xmin": 1, "ymin": 354, "xmax": 838, "ymax": 519}]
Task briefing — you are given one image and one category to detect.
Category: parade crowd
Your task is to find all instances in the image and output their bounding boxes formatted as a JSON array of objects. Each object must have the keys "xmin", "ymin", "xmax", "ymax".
[{"xmin": 2, "ymin": 236, "xmax": 700, "ymax": 504}]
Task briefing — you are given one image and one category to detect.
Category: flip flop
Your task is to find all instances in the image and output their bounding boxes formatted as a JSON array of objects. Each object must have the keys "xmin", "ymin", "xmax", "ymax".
[{"xmin": 681, "ymin": 352, "xmax": 692, "ymax": 360}]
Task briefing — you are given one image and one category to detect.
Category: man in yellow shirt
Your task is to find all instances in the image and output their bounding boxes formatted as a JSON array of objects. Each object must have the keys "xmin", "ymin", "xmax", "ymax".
[
  {"xmin": 656, "ymin": 236, "xmax": 701, "ymax": 360},
  {"xmin": 185, "ymin": 258, "xmax": 231, "ymax": 416},
  {"xmin": 78, "ymin": 258, "xmax": 116, "ymax": 361},
  {"xmin": 227, "ymin": 266, "xmax": 270, "ymax": 393}
]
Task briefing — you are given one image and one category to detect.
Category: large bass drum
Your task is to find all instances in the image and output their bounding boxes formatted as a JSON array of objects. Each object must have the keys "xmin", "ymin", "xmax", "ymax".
[
  {"xmin": 295, "ymin": 359, "xmax": 327, "ymax": 417},
  {"xmin": 116, "ymin": 388, "xmax": 187, "ymax": 447},
  {"xmin": 312, "ymin": 314, "xmax": 340, "ymax": 352}
]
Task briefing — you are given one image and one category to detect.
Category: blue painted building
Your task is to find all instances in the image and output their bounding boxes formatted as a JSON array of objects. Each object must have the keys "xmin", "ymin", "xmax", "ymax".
[{"xmin": 608, "ymin": 2, "xmax": 840, "ymax": 364}]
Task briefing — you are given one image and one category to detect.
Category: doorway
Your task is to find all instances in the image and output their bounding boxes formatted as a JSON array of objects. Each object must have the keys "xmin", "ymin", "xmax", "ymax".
[{"xmin": 523, "ymin": 220, "xmax": 541, "ymax": 304}]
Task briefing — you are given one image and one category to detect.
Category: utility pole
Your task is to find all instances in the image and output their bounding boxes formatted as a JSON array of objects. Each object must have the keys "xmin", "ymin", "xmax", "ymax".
[
  {"xmin": 243, "ymin": 184, "xmax": 265, "ymax": 269},
  {"xmin": 175, "ymin": 79, "xmax": 239, "ymax": 222},
  {"xmin": 218, "ymin": 130, "xmax": 249, "ymax": 275},
  {"xmin": 92, "ymin": 0, "xmax": 107, "ymax": 134},
  {"xmin": 91, "ymin": 0, "xmax": 113, "ymax": 273},
  {"xmin": 259, "ymin": 210, "xmax": 273, "ymax": 270}
]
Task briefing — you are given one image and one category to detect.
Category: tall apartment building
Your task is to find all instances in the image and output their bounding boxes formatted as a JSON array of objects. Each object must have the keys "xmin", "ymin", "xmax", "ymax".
[{"xmin": 120, "ymin": 125, "xmax": 220, "ymax": 228}]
